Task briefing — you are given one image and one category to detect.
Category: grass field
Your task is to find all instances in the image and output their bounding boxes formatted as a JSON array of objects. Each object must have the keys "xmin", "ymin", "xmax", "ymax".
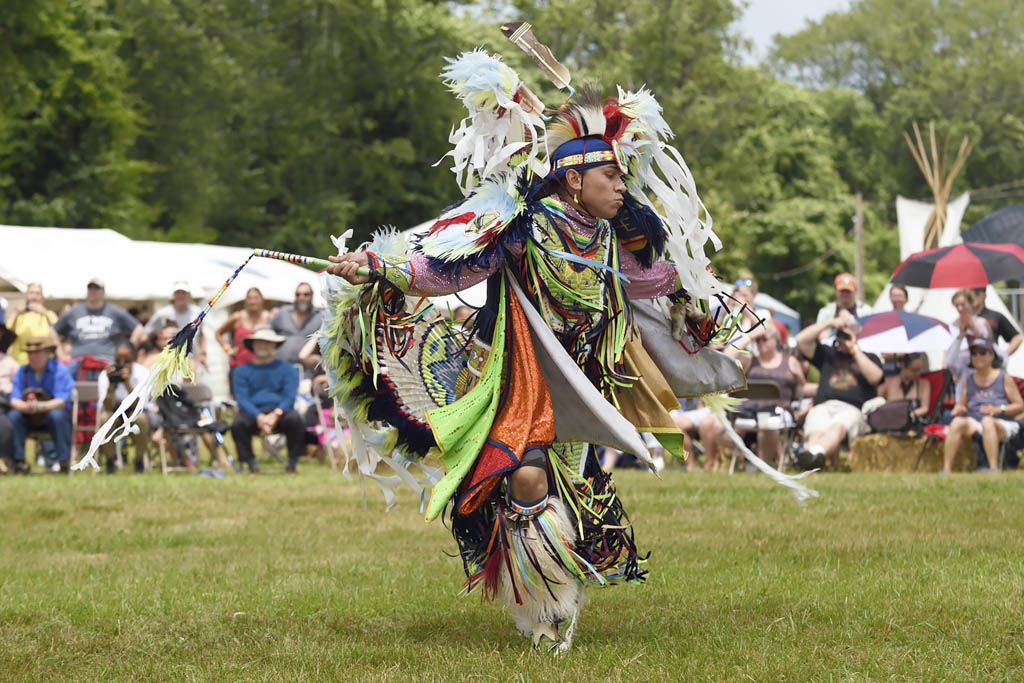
[{"xmin": 2, "ymin": 464, "xmax": 1023, "ymax": 682}]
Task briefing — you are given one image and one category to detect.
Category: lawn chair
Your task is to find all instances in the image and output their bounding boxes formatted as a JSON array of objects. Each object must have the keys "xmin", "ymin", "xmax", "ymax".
[
  {"xmin": 69, "ymin": 381, "xmax": 101, "ymax": 470},
  {"xmin": 156, "ymin": 383, "xmax": 234, "ymax": 474},
  {"xmin": 727, "ymin": 379, "xmax": 798, "ymax": 472},
  {"xmin": 912, "ymin": 369, "xmax": 955, "ymax": 472}
]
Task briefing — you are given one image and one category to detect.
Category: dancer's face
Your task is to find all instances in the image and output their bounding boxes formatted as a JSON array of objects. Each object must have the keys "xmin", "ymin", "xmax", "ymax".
[{"xmin": 568, "ymin": 165, "xmax": 626, "ymax": 219}]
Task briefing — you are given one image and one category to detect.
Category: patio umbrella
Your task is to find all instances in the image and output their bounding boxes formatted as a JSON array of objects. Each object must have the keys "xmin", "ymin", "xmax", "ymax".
[
  {"xmin": 856, "ymin": 310, "xmax": 953, "ymax": 354},
  {"xmin": 962, "ymin": 206, "xmax": 1024, "ymax": 250},
  {"xmin": 891, "ymin": 242, "xmax": 1024, "ymax": 289}
]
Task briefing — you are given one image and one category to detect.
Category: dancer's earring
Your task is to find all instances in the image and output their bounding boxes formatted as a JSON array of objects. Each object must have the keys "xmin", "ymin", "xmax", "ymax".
[{"xmin": 573, "ymin": 192, "xmax": 579, "ymax": 204}]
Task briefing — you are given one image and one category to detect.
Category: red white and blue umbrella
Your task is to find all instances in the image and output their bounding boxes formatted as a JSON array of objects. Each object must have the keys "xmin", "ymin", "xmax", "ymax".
[
  {"xmin": 891, "ymin": 241, "xmax": 1024, "ymax": 289},
  {"xmin": 857, "ymin": 310, "xmax": 953, "ymax": 354}
]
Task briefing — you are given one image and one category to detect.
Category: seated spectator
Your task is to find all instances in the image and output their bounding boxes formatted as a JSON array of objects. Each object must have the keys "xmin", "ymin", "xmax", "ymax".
[
  {"xmin": 54, "ymin": 278, "xmax": 146, "ymax": 373},
  {"xmin": 7, "ymin": 337, "xmax": 74, "ymax": 474},
  {"xmin": 795, "ymin": 311, "xmax": 883, "ymax": 469},
  {"xmin": 0, "ymin": 325, "xmax": 20, "ymax": 471},
  {"xmin": 229, "ymin": 327, "xmax": 304, "ymax": 473},
  {"xmin": 145, "ymin": 281, "xmax": 206, "ymax": 365},
  {"xmin": 97, "ymin": 342, "xmax": 153, "ymax": 473},
  {"xmin": 671, "ymin": 399, "xmax": 713, "ymax": 470},
  {"xmin": 876, "ymin": 353, "xmax": 931, "ymax": 420},
  {"xmin": 942, "ymin": 337, "xmax": 1023, "ymax": 473},
  {"xmin": 7, "ymin": 283, "xmax": 61, "ymax": 365},
  {"xmin": 702, "ymin": 324, "xmax": 804, "ymax": 466},
  {"xmin": 269, "ymin": 283, "xmax": 321, "ymax": 376},
  {"xmin": 215, "ymin": 287, "xmax": 271, "ymax": 389},
  {"xmin": 945, "ymin": 289, "xmax": 994, "ymax": 389}
]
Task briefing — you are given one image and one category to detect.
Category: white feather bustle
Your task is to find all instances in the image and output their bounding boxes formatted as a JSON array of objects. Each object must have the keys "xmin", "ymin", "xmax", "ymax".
[{"xmin": 496, "ymin": 498, "xmax": 586, "ymax": 636}]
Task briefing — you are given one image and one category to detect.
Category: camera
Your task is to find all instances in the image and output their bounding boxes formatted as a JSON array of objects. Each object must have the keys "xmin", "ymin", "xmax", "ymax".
[
  {"xmin": 109, "ymin": 363, "xmax": 126, "ymax": 385},
  {"xmin": 836, "ymin": 330, "xmax": 851, "ymax": 342}
]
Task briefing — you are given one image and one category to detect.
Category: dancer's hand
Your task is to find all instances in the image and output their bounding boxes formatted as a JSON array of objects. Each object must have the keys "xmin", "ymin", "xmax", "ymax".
[{"xmin": 327, "ymin": 252, "xmax": 370, "ymax": 284}]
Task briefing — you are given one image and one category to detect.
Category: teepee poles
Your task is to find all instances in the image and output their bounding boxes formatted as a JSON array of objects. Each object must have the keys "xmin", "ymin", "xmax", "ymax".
[{"xmin": 903, "ymin": 121, "xmax": 973, "ymax": 250}]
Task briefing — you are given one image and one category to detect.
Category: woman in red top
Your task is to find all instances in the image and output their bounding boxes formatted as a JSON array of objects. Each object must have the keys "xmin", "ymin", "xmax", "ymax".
[{"xmin": 215, "ymin": 288, "xmax": 271, "ymax": 387}]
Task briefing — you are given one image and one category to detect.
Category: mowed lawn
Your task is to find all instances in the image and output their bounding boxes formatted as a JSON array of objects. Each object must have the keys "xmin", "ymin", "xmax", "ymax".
[{"xmin": 2, "ymin": 466, "xmax": 1023, "ymax": 682}]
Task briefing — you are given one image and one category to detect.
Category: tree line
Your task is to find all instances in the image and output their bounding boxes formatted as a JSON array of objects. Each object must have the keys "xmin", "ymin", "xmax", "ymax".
[{"xmin": 2, "ymin": 0, "xmax": 1022, "ymax": 318}]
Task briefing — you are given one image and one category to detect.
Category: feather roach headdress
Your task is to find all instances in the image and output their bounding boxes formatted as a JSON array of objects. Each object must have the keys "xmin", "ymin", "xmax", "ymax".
[{"xmin": 427, "ymin": 49, "xmax": 724, "ymax": 300}]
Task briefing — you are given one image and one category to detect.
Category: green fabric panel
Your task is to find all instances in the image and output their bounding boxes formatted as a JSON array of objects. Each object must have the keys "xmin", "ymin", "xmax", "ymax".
[
  {"xmin": 423, "ymin": 281, "xmax": 507, "ymax": 521},
  {"xmin": 652, "ymin": 431, "xmax": 683, "ymax": 461}
]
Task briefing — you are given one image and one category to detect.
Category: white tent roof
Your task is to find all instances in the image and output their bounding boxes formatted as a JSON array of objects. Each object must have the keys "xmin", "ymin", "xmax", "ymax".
[{"xmin": 1, "ymin": 225, "xmax": 325, "ymax": 306}]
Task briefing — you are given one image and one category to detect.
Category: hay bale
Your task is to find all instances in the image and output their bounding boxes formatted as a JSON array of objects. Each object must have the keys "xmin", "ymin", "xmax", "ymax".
[{"xmin": 848, "ymin": 433, "xmax": 975, "ymax": 472}]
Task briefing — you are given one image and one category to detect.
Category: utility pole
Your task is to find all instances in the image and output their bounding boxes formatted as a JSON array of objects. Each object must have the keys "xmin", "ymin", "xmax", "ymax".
[{"xmin": 854, "ymin": 192, "xmax": 864, "ymax": 301}]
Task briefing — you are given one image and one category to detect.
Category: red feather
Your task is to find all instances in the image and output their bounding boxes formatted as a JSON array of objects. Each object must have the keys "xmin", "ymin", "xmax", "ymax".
[{"xmin": 602, "ymin": 100, "xmax": 631, "ymax": 142}]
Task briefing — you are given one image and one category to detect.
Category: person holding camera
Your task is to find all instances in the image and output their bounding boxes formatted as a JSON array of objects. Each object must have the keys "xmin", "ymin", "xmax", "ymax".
[
  {"xmin": 97, "ymin": 342, "xmax": 152, "ymax": 473},
  {"xmin": 7, "ymin": 337, "xmax": 74, "ymax": 474},
  {"xmin": 795, "ymin": 310, "xmax": 883, "ymax": 469}
]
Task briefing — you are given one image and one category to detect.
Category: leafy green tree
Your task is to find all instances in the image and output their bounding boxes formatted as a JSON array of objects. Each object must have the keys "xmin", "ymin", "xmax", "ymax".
[
  {"xmin": 0, "ymin": 0, "xmax": 152, "ymax": 230},
  {"xmin": 769, "ymin": 0, "xmax": 1024, "ymax": 226}
]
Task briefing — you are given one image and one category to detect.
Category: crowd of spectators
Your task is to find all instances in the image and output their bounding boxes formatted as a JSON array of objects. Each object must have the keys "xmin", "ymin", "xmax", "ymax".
[
  {"xmin": 0, "ymin": 278, "xmax": 326, "ymax": 475},
  {"xmin": 1, "ymin": 270, "xmax": 1022, "ymax": 477},
  {"xmin": 657, "ymin": 271, "xmax": 1024, "ymax": 475}
]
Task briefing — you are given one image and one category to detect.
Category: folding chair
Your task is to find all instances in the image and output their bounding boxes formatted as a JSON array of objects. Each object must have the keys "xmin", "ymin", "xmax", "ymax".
[
  {"xmin": 158, "ymin": 383, "xmax": 233, "ymax": 474},
  {"xmin": 912, "ymin": 370, "xmax": 953, "ymax": 472},
  {"xmin": 69, "ymin": 381, "xmax": 101, "ymax": 470},
  {"xmin": 728, "ymin": 379, "xmax": 796, "ymax": 471}
]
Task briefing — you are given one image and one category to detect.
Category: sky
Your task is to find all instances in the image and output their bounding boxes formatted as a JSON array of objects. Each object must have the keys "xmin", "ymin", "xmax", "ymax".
[{"xmin": 734, "ymin": 0, "xmax": 851, "ymax": 64}]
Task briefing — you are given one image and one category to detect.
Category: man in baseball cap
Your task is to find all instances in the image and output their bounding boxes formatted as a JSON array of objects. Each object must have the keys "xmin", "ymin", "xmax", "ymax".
[
  {"xmin": 814, "ymin": 271, "xmax": 872, "ymax": 335},
  {"xmin": 145, "ymin": 280, "xmax": 206, "ymax": 364}
]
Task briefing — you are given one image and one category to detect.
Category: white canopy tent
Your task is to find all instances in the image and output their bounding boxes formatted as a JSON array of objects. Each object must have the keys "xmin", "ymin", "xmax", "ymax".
[
  {"xmin": 0, "ymin": 225, "xmax": 325, "ymax": 306},
  {"xmin": 1, "ymin": 225, "xmax": 330, "ymax": 398}
]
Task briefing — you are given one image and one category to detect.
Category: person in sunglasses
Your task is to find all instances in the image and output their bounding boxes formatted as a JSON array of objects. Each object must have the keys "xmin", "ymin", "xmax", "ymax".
[{"xmin": 942, "ymin": 337, "xmax": 1023, "ymax": 473}]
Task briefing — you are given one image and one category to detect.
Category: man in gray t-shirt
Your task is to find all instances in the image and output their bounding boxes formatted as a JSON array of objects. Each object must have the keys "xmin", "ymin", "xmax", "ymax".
[
  {"xmin": 269, "ymin": 282, "xmax": 322, "ymax": 374},
  {"xmin": 54, "ymin": 278, "xmax": 144, "ymax": 362},
  {"xmin": 144, "ymin": 280, "xmax": 206, "ymax": 363}
]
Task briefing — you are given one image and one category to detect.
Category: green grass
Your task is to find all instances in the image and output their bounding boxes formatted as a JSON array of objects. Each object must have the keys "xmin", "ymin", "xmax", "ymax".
[{"xmin": 2, "ymin": 465, "xmax": 1023, "ymax": 681}]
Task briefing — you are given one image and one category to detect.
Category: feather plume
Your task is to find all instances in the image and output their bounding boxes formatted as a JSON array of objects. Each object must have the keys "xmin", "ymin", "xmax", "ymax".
[
  {"xmin": 615, "ymin": 85, "xmax": 723, "ymax": 300},
  {"xmin": 545, "ymin": 85, "xmax": 608, "ymax": 152},
  {"xmin": 438, "ymin": 49, "xmax": 547, "ymax": 195}
]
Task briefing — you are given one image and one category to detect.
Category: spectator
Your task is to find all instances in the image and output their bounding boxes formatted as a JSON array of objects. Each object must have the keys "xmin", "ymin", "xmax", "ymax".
[
  {"xmin": 876, "ymin": 353, "xmax": 930, "ymax": 419},
  {"xmin": 945, "ymin": 289, "xmax": 993, "ymax": 388},
  {"xmin": 8, "ymin": 337, "xmax": 74, "ymax": 474},
  {"xmin": 672, "ymin": 400, "xmax": 714, "ymax": 470},
  {"xmin": 971, "ymin": 287, "xmax": 1022, "ymax": 356},
  {"xmin": 7, "ymin": 283, "xmax": 61, "ymax": 365},
  {"xmin": 942, "ymin": 337, "xmax": 1023, "ymax": 473},
  {"xmin": 0, "ymin": 325, "xmax": 17, "ymax": 389},
  {"xmin": 451, "ymin": 305, "xmax": 474, "ymax": 323},
  {"xmin": 795, "ymin": 311, "xmax": 883, "ymax": 469},
  {"xmin": 128, "ymin": 304, "xmax": 152, "ymax": 329},
  {"xmin": 230, "ymin": 327, "xmax": 304, "ymax": 473},
  {"xmin": 269, "ymin": 282, "xmax": 322, "ymax": 374},
  {"xmin": 215, "ymin": 287, "xmax": 271, "ymax": 387},
  {"xmin": 54, "ymin": 278, "xmax": 146, "ymax": 369},
  {"xmin": 888, "ymin": 284, "xmax": 908, "ymax": 312},
  {"xmin": 0, "ymin": 325, "xmax": 19, "ymax": 470},
  {"xmin": 703, "ymin": 324, "xmax": 804, "ymax": 466},
  {"xmin": 145, "ymin": 281, "xmax": 206, "ymax": 364},
  {"xmin": 97, "ymin": 342, "xmax": 152, "ymax": 473},
  {"xmin": 815, "ymin": 272, "xmax": 872, "ymax": 332}
]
